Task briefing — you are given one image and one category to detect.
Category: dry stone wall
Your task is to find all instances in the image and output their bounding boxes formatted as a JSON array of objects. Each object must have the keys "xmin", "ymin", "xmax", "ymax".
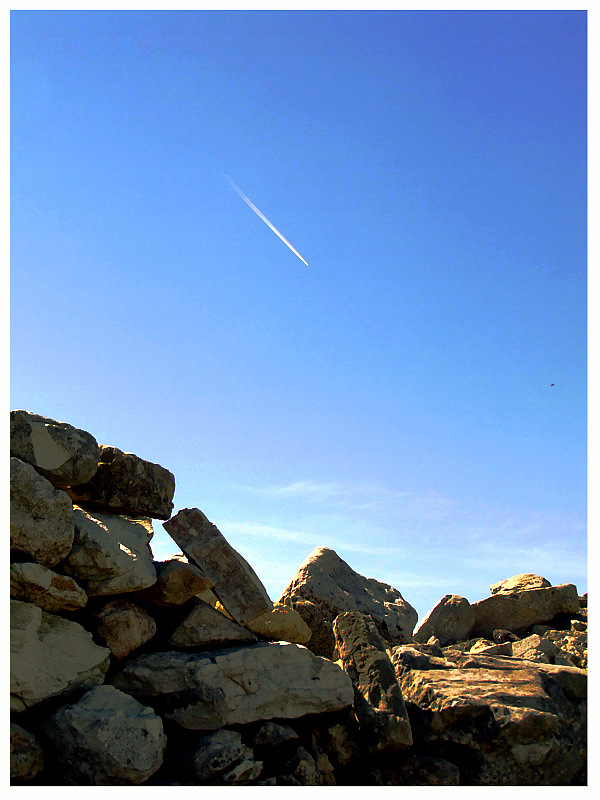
[{"xmin": 10, "ymin": 410, "xmax": 587, "ymax": 786}]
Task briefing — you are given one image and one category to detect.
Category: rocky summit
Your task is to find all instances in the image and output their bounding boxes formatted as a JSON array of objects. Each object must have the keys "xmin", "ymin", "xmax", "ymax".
[{"xmin": 10, "ymin": 410, "xmax": 587, "ymax": 786}]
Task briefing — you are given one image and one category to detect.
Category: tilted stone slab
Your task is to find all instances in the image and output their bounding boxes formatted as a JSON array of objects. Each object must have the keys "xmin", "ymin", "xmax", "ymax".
[
  {"xmin": 10, "ymin": 562, "xmax": 88, "ymax": 613},
  {"xmin": 278, "ymin": 547, "xmax": 418, "ymax": 657},
  {"xmin": 10, "ymin": 458, "xmax": 74, "ymax": 567},
  {"xmin": 63, "ymin": 508, "xmax": 157, "ymax": 595},
  {"xmin": 67, "ymin": 444, "xmax": 175, "ymax": 520},
  {"xmin": 10, "ymin": 410, "xmax": 100, "ymax": 488},
  {"xmin": 112, "ymin": 641, "xmax": 354, "ymax": 730},
  {"xmin": 332, "ymin": 612, "xmax": 412, "ymax": 752},
  {"xmin": 490, "ymin": 573, "xmax": 552, "ymax": 595},
  {"xmin": 163, "ymin": 508, "xmax": 273, "ymax": 625},
  {"xmin": 413, "ymin": 594, "xmax": 475, "ymax": 647},
  {"xmin": 168, "ymin": 597, "xmax": 257, "ymax": 649},
  {"xmin": 41, "ymin": 685, "xmax": 166, "ymax": 785},
  {"xmin": 10, "ymin": 599, "xmax": 110, "ymax": 711},
  {"xmin": 469, "ymin": 584, "xmax": 580, "ymax": 640}
]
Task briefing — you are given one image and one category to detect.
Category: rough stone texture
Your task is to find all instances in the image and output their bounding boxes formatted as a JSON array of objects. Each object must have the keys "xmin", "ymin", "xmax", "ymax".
[
  {"xmin": 67, "ymin": 444, "xmax": 175, "ymax": 520},
  {"xmin": 511, "ymin": 634, "xmax": 559, "ymax": 663},
  {"xmin": 469, "ymin": 584, "xmax": 581, "ymax": 640},
  {"xmin": 63, "ymin": 508, "xmax": 157, "ymax": 595},
  {"xmin": 180, "ymin": 729, "xmax": 262, "ymax": 785},
  {"xmin": 10, "ymin": 562, "xmax": 88, "ymax": 613},
  {"xmin": 10, "ymin": 457, "xmax": 74, "ymax": 567},
  {"xmin": 10, "ymin": 410, "xmax": 100, "ymax": 488},
  {"xmin": 490, "ymin": 573, "xmax": 552, "ymax": 595},
  {"xmin": 163, "ymin": 508, "xmax": 273, "ymax": 625},
  {"xmin": 10, "ymin": 599, "xmax": 110, "ymax": 711},
  {"xmin": 41, "ymin": 686, "xmax": 166, "ymax": 785},
  {"xmin": 93, "ymin": 599, "xmax": 157, "ymax": 659},
  {"xmin": 542, "ymin": 629, "xmax": 587, "ymax": 669},
  {"xmin": 278, "ymin": 547, "xmax": 418, "ymax": 658},
  {"xmin": 316, "ymin": 720, "xmax": 360, "ymax": 766},
  {"xmin": 168, "ymin": 597, "xmax": 258, "ymax": 649},
  {"xmin": 332, "ymin": 612, "xmax": 413, "ymax": 753},
  {"xmin": 469, "ymin": 638, "xmax": 514, "ymax": 656},
  {"xmin": 392, "ymin": 645, "xmax": 457, "ymax": 673},
  {"xmin": 278, "ymin": 597, "xmax": 335, "ymax": 657},
  {"xmin": 413, "ymin": 594, "xmax": 475, "ymax": 647},
  {"xmin": 112, "ymin": 641, "xmax": 354, "ymax": 730},
  {"xmin": 147, "ymin": 557, "xmax": 214, "ymax": 606},
  {"xmin": 276, "ymin": 742, "xmax": 336, "ymax": 786},
  {"xmin": 10, "ymin": 723, "xmax": 46, "ymax": 781},
  {"xmin": 252, "ymin": 722, "xmax": 299, "ymax": 747},
  {"xmin": 245, "ymin": 603, "xmax": 312, "ymax": 644},
  {"xmin": 400, "ymin": 661, "xmax": 586, "ymax": 785}
]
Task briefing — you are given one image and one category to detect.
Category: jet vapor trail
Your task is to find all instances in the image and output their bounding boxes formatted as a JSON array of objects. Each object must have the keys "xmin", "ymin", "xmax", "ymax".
[{"xmin": 225, "ymin": 176, "xmax": 309, "ymax": 266}]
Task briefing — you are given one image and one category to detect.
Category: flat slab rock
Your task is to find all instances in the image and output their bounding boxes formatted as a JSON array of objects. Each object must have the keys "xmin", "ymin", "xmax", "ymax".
[
  {"xmin": 112, "ymin": 641, "xmax": 354, "ymax": 730},
  {"xmin": 67, "ymin": 444, "xmax": 175, "ymax": 520}
]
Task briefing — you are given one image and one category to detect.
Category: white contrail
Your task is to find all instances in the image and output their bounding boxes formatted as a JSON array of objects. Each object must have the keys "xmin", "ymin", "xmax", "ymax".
[{"xmin": 225, "ymin": 175, "xmax": 309, "ymax": 266}]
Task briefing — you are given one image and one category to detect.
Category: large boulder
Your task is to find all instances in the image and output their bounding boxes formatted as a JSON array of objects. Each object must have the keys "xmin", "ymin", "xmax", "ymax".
[
  {"xmin": 63, "ymin": 508, "xmax": 157, "ymax": 595},
  {"xmin": 332, "ymin": 612, "xmax": 412, "ymax": 753},
  {"xmin": 163, "ymin": 508, "xmax": 273, "ymax": 625},
  {"xmin": 67, "ymin": 444, "xmax": 175, "ymax": 520},
  {"xmin": 469, "ymin": 584, "xmax": 581, "ymax": 639},
  {"xmin": 399, "ymin": 659, "xmax": 586, "ymax": 785},
  {"xmin": 10, "ymin": 723, "xmax": 46, "ymax": 781},
  {"xmin": 10, "ymin": 410, "xmax": 100, "ymax": 488},
  {"xmin": 245, "ymin": 603, "xmax": 312, "ymax": 644},
  {"xmin": 10, "ymin": 599, "xmax": 110, "ymax": 711},
  {"xmin": 10, "ymin": 458, "xmax": 74, "ymax": 567},
  {"xmin": 41, "ymin": 685, "xmax": 166, "ymax": 785},
  {"xmin": 413, "ymin": 594, "xmax": 475, "ymax": 647},
  {"xmin": 10, "ymin": 562, "xmax": 88, "ymax": 613},
  {"xmin": 278, "ymin": 547, "xmax": 417, "ymax": 657},
  {"xmin": 490, "ymin": 573, "xmax": 552, "ymax": 595},
  {"xmin": 112, "ymin": 641, "xmax": 354, "ymax": 730}
]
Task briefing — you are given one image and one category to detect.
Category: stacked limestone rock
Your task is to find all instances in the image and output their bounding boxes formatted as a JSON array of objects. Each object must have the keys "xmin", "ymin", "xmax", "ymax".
[{"xmin": 10, "ymin": 411, "xmax": 587, "ymax": 786}]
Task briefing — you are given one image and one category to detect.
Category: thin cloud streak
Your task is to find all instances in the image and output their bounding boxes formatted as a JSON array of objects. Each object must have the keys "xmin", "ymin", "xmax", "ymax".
[{"xmin": 225, "ymin": 176, "xmax": 309, "ymax": 266}]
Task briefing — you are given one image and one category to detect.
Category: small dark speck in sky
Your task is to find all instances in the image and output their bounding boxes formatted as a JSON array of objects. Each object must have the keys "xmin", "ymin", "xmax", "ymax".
[{"xmin": 551, "ymin": 383, "xmax": 554, "ymax": 386}]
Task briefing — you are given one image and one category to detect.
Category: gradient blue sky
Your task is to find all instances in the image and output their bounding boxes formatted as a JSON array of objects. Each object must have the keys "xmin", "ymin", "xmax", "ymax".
[{"xmin": 10, "ymin": 9, "xmax": 587, "ymax": 620}]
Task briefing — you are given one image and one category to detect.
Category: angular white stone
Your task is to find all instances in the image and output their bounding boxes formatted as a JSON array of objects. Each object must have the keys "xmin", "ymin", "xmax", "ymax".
[
  {"xmin": 10, "ymin": 562, "xmax": 88, "ymax": 613},
  {"xmin": 10, "ymin": 599, "xmax": 110, "ymax": 711},
  {"xmin": 113, "ymin": 641, "xmax": 354, "ymax": 730},
  {"xmin": 63, "ymin": 508, "xmax": 157, "ymax": 595}
]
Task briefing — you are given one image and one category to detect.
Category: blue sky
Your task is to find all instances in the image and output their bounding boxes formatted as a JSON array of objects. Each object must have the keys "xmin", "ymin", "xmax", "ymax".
[{"xmin": 10, "ymin": 10, "xmax": 587, "ymax": 620}]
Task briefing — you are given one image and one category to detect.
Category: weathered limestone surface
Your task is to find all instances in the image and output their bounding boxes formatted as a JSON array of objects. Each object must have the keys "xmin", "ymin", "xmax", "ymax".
[
  {"xmin": 10, "ymin": 458, "xmax": 74, "ymax": 567},
  {"xmin": 10, "ymin": 410, "xmax": 100, "ymax": 488},
  {"xmin": 163, "ymin": 508, "xmax": 273, "ymax": 625},
  {"xmin": 413, "ymin": 594, "xmax": 475, "ymax": 646},
  {"xmin": 278, "ymin": 547, "xmax": 418, "ymax": 657},
  {"xmin": 332, "ymin": 612, "xmax": 413, "ymax": 752},
  {"xmin": 41, "ymin": 686, "xmax": 166, "ymax": 785},
  {"xmin": 10, "ymin": 723, "xmax": 46, "ymax": 781},
  {"xmin": 168, "ymin": 597, "xmax": 257, "ymax": 648},
  {"xmin": 10, "ymin": 599, "xmax": 110, "ymax": 711},
  {"xmin": 93, "ymin": 599, "xmax": 157, "ymax": 659},
  {"xmin": 399, "ymin": 660, "xmax": 587, "ymax": 785},
  {"xmin": 63, "ymin": 508, "xmax": 157, "ymax": 595},
  {"xmin": 10, "ymin": 562, "xmax": 88, "ymax": 613},
  {"xmin": 392, "ymin": 645, "xmax": 457, "ymax": 673},
  {"xmin": 67, "ymin": 444, "xmax": 175, "ymax": 520},
  {"xmin": 490, "ymin": 573, "xmax": 552, "ymax": 595},
  {"xmin": 245, "ymin": 603, "xmax": 312, "ymax": 644},
  {"xmin": 147, "ymin": 557, "xmax": 214, "ymax": 606},
  {"xmin": 112, "ymin": 641, "xmax": 354, "ymax": 730},
  {"xmin": 469, "ymin": 584, "xmax": 580, "ymax": 639}
]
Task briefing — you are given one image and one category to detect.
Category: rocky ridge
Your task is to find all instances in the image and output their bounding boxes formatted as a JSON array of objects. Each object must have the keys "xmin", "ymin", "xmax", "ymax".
[{"xmin": 10, "ymin": 410, "xmax": 587, "ymax": 786}]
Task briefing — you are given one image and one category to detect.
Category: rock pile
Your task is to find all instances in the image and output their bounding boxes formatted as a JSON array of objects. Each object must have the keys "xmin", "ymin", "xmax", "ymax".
[{"xmin": 10, "ymin": 411, "xmax": 587, "ymax": 785}]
